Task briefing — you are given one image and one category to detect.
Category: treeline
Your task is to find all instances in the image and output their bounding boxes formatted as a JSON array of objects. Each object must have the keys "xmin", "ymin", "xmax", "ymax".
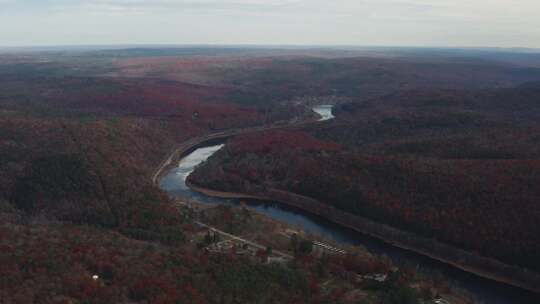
[{"xmin": 214, "ymin": 56, "xmax": 540, "ymax": 105}]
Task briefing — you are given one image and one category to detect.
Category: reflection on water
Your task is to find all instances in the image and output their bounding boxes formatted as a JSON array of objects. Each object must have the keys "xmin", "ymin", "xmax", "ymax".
[
  {"xmin": 312, "ymin": 105, "xmax": 335, "ymax": 121},
  {"xmin": 160, "ymin": 145, "xmax": 223, "ymax": 192}
]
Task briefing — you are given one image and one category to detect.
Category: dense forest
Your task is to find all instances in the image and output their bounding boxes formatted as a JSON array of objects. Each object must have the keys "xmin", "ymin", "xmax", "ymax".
[
  {"xmin": 3, "ymin": 47, "xmax": 540, "ymax": 302},
  {"xmin": 189, "ymin": 86, "xmax": 540, "ymax": 274},
  {"xmin": 0, "ymin": 55, "xmax": 319, "ymax": 303},
  {"xmin": 0, "ymin": 49, "xmax": 485, "ymax": 303}
]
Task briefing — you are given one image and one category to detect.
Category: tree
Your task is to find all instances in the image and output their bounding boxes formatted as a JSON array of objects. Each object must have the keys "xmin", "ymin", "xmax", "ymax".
[{"xmin": 298, "ymin": 239, "xmax": 313, "ymax": 255}]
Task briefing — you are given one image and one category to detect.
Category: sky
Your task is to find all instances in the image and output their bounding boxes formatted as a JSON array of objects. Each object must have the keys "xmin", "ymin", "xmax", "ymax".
[{"xmin": 0, "ymin": 0, "xmax": 539, "ymax": 48}]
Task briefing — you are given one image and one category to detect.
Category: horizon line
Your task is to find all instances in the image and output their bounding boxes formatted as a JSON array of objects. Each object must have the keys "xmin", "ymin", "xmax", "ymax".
[{"xmin": 1, "ymin": 44, "xmax": 539, "ymax": 53}]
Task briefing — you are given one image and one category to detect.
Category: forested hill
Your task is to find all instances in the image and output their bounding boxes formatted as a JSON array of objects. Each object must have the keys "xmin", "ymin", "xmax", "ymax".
[
  {"xmin": 189, "ymin": 86, "xmax": 540, "ymax": 274},
  {"xmin": 3, "ymin": 48, "xmax": 540, "ymax": 302}
]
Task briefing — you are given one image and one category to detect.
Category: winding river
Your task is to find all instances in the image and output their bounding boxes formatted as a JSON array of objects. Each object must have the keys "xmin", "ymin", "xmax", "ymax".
[{"xmin": 159, "ymin": 105, "xmax": 538, "ymax": 304}]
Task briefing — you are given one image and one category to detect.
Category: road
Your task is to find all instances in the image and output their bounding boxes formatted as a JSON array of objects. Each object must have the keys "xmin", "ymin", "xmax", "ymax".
[{"xmin": 194, "ymin": 220, "xmax": 293, "ymax": 259}]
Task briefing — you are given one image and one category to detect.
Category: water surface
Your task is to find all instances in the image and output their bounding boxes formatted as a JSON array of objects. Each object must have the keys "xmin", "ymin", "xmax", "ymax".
[
  {"xmin": 161, "ymin": 145, "xmax": 223, "ymax": 192},
  {"xmin": 313, "ymin": 105, "xmax": 335, "ymax": 121}
]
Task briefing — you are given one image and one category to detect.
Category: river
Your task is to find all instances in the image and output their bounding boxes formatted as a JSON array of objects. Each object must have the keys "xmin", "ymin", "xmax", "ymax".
[
  {"xmin": 312, "ymin": 104, "xmax": 335, "ymax": 121},
  {"xmin": 159, "ymin": 105, "xmax": 538, "ymax": 304}
]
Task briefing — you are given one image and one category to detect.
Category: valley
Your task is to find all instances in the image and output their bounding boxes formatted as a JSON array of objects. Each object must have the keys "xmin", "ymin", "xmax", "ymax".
[{"xmin": 2, "ymin": 47, "xmax": 540, "ymax": 303}]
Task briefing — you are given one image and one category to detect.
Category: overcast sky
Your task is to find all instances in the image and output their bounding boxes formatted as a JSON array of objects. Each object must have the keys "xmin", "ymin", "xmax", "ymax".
[{"xmin": 1, "ymin": 0, "xmax": 539, "ymax": 48}]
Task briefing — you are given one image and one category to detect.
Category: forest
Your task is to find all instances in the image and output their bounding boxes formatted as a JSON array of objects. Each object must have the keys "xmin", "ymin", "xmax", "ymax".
[
  {"xmin": 2, "ymin": 47, "xmax": 540, "ymax": 302},
  {"xmin": 189, "ymin": 86, "xmax": 540, "ymax": 273},
  {"xmin": 0, "ymin": 49, "xmax": 465, "ymax": 303}
]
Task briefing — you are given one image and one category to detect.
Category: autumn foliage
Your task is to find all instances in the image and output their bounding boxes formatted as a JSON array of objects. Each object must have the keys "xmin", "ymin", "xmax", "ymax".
[
  {"xmin": 190, "ymin": 87, "xmax": 540, "ymax": 273},
  {"xmin": 2, "ymin": 49, "xmax": 540, "ymax": 302}
]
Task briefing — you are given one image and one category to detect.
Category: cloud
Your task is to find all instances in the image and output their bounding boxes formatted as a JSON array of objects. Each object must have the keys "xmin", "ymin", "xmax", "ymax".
[
  {"xmin": 0, "ymin": 0, "xmax": 539, "ymax": 47},
  {"xmin": 1, "ymin": 0, "xmax": 352, "ymax": 15}
]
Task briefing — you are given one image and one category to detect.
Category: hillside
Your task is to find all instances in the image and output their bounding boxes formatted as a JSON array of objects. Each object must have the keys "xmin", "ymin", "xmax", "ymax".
[
  {"xmin": 0, "ymin": 51, "xmax": 463, "ymax": 303},
  {"xmin": 189, "ymin": 87, "xmax": 540, "ymax": 278}
]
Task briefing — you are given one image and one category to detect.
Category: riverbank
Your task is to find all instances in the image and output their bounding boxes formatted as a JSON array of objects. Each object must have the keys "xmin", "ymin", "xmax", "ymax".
[
  {"xmin": 186, "ymin": 180, "xmax": 540, "ymax": 294},
  {"xmin": 152, "ymin": 116, "xmax": 323, "ymax": 185}
]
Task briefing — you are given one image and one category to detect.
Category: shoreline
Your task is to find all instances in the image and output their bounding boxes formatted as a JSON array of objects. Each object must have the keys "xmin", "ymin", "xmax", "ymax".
[
  {"xmin": 186, "ymin": 180, "xmax": 540, "ymax": 294},
  {"xmin": 151, "ymin": 116, "xmax": 322, "ymax": 185}
]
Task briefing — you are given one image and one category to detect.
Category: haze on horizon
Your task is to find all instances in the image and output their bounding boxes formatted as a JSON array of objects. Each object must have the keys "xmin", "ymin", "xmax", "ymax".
[{"xmin": 1, "ymin": 0, "xmax": 539, "ymax": 48}]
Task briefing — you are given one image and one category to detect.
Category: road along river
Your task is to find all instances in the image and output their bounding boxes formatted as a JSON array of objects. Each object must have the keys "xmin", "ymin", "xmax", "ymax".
[{"xmin": 159, "ymin": 105, "xmax": 539, "ymax": 304}]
